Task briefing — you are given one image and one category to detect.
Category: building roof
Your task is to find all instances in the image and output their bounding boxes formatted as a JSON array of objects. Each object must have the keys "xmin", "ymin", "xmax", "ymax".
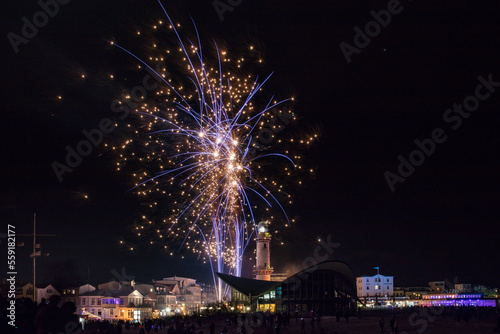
[
  {"xmin": 79, "ymin": 288, "xmax": 143, "ymax": 298},
  {"xmin": 216, "ymin": 273, "xmax": 281, "ymax": 297},
  {"xmin": 283, "ymin": 261, "xmax": 356, "ymax": 285},
  {"xmin": 218, "ymin": 261, "xmax": 357, "ymax": 298}
]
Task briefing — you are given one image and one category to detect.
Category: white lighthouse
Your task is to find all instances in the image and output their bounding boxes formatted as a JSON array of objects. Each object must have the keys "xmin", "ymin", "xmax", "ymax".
[{"xmin": 254, "ymin": 221, "xmax": 274, "ymax": 281}]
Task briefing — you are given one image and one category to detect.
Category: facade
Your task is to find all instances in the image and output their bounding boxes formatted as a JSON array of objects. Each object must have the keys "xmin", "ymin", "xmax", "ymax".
[
  {"xmin": 16, "ymin": 283, "xmax": 35, "ymax": 300},
  {"xmin": 60, "ymin": 286, "xmax": 80, "ymax": 305},
  {"xmin": 254, "ymin": 221, "xmax": 274, "ymax": 281},
  {"xmin": 421, "ymin": 293, "xmax": 496, "ymax": 307},
  {"xmin": 36, "ymin": 284, "xmax": 60, "ymax": 304},
  {"xmin": 454, "ymin": 283, "xmax": 472, "ymax": 293},
  {"xmin": 77, "ymin": 287, "xmax": 153, "ymax": 321},
  {"xmin": 393, "ymin": 286, "xmax": 430, "ymax": 299},
  {"xmin": 428, "ymin": 280, "xmax": 454, "ymax": 293},
  {"xmin": 356, "ymin": 274, "xmax": 394, "ymax": 298},
  {"xmin": 78, "ymin": 289, "xmax": 103, "ymax": 319},
  {"xmin": 159, "ymin": 276, "xmax": 203, "ymax": 313},
  {"xmin": 428, "ymin": 281, "xmax": 446, "ymax": 292}
]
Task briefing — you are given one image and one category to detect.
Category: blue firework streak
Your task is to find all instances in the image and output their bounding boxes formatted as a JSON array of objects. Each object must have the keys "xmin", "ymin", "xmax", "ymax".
[{"xmin": 111, "ymin": 0, "xmax": 310, "ymax": 300}]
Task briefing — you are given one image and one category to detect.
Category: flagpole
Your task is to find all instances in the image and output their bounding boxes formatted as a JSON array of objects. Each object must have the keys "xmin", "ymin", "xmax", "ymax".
[{"xmin": 33, "ymin": 213, "xmax": 36, "ymax": 303}]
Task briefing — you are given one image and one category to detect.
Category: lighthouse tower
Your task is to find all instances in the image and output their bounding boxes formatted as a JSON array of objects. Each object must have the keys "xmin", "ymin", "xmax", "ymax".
[{"xmin": 254, "ymin": 221, "xmax": 274, "ymax": 281}]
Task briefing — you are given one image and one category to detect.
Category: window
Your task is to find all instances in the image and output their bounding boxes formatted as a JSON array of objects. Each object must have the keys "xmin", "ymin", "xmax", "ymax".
[
  {"xmin": 91, "ymin": 298, "xmax": 95, "ymax": 305},
  {"xmin": 81, "ymin": 298, "xmax": 86, "ymax": 305},
  {"xmin": 366, "ymin": 286, "xmax": 369, "ymax": 290},
  {"xmin": 97, "ymin": 299, "xmax": 101, "ymax": 305},
  {"xmin": 47, "ymin": 289, "xmax": 52, "ymax": 293},
  {"xmin": 110, "ymin": 309, "xmax": 113, "ymax": 316},
  {"xmin": 387, "ymin": 279, "xmax": 390, "ymax": 282}
]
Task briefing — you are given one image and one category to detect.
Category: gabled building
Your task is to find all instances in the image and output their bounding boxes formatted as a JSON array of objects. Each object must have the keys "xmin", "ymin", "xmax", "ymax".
[
  {"xmin": 77, "ymin": 287, "xmax": 152, "ymax": 322},
  {"xmin": 36, "ymin": 284, "xmax": 60, "ymax": 304},
  {"xmin": 156, "ymin": 276, "xmax": 202, "ymax": 313},
  {"xmin": 16, "ymin": 283, "xmax": 35, "ymax": 300},
  {"xmin": 356, "ymin": 274, "xmax": 394, "ymax": 298}
]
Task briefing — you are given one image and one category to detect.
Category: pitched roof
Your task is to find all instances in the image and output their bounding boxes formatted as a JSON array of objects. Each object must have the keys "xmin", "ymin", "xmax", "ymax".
[
  {"xmin": 216, "ymin": 273, "xmax": 280, "ymax": 297},
  {"xmin": 218, "ymin": 261, "xmax": 357, "ymax": 298}
]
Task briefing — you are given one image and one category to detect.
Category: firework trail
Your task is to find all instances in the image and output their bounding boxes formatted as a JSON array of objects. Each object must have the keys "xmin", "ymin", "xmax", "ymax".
[{"xmin": 110, "ymin": 0, "xmax": 316, "ymax": 300}]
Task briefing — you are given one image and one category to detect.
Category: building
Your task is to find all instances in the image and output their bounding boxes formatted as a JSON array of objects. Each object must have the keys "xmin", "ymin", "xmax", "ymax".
[
  {"xmin": 60, "ymin": 286, "xmax": 80, "ymax": 305},
  {"xmin": 421, "ymin": 292, "xmax": 496, "ymax": 307},
  {"xmin": 356, "ymin": 274, "xmax": 394, "ymax": 298},
  {"xmin": 158, "ymin": 276, "xmax": 202, "ymax": 313},
  {"xmin": 77, "ymin": 287, "xmax": 153, "ymax": 321},
  {"xmin": 254, "ymin": 221, "xmax": 274, "ymax": 281},
  {"xmin": 219, "ymin": 260, "xmax": 357, "ymax": 315},
  {"xmin": 36, "ymin": 284, "xmax": 60, "ymax": 304},
  {"xmin": 393, "ymin": 286, "xmax": 430, "ymax": 299},
  {"xmin": 454, "ymin": 283, "xmax": 472, "ymax": 293},
  {"xmin": 428, "ymin": 280, "xmax": 454, "ymax": 293}
]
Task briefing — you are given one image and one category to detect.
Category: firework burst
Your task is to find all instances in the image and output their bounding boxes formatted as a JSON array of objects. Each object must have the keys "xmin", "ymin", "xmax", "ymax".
[{"xmin": 109, "ymin": 1, "xmax": 317, "ymax": 300}]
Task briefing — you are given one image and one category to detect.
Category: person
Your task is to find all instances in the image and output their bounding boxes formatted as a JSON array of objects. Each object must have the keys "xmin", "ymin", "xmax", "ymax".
[
  {"xmin": 59, "ymin": 301, "xmax": 80, "ymax": 333},
  {"xmin": 34, "ymin": 295, "xmax": 61, "ymax": 334},
  {"xmin": 209, "ymin": 321, "xmax": 215, "ymax": 334},
  {"xmin": 336, "ymin": 310, "xmax": 341, "ymax": 322},
  {"xmin": 300, "ymin": 318, "xmax": 306, "ymax": 334},
  {"xmin": 379, "ymin": 317, "xmax": 385, "ymax": 333}
]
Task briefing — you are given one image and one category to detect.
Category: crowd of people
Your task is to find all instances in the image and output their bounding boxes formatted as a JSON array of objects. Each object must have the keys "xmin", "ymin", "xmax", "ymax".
[{"xmin": 1, "ymin": 295, "xmax": 499, "ymax": 334}]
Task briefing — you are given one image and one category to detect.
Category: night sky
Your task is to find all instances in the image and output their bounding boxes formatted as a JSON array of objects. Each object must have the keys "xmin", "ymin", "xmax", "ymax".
[{"xmin": 2, "ymin": 0, "xmax": 500, "ymax": 289}]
